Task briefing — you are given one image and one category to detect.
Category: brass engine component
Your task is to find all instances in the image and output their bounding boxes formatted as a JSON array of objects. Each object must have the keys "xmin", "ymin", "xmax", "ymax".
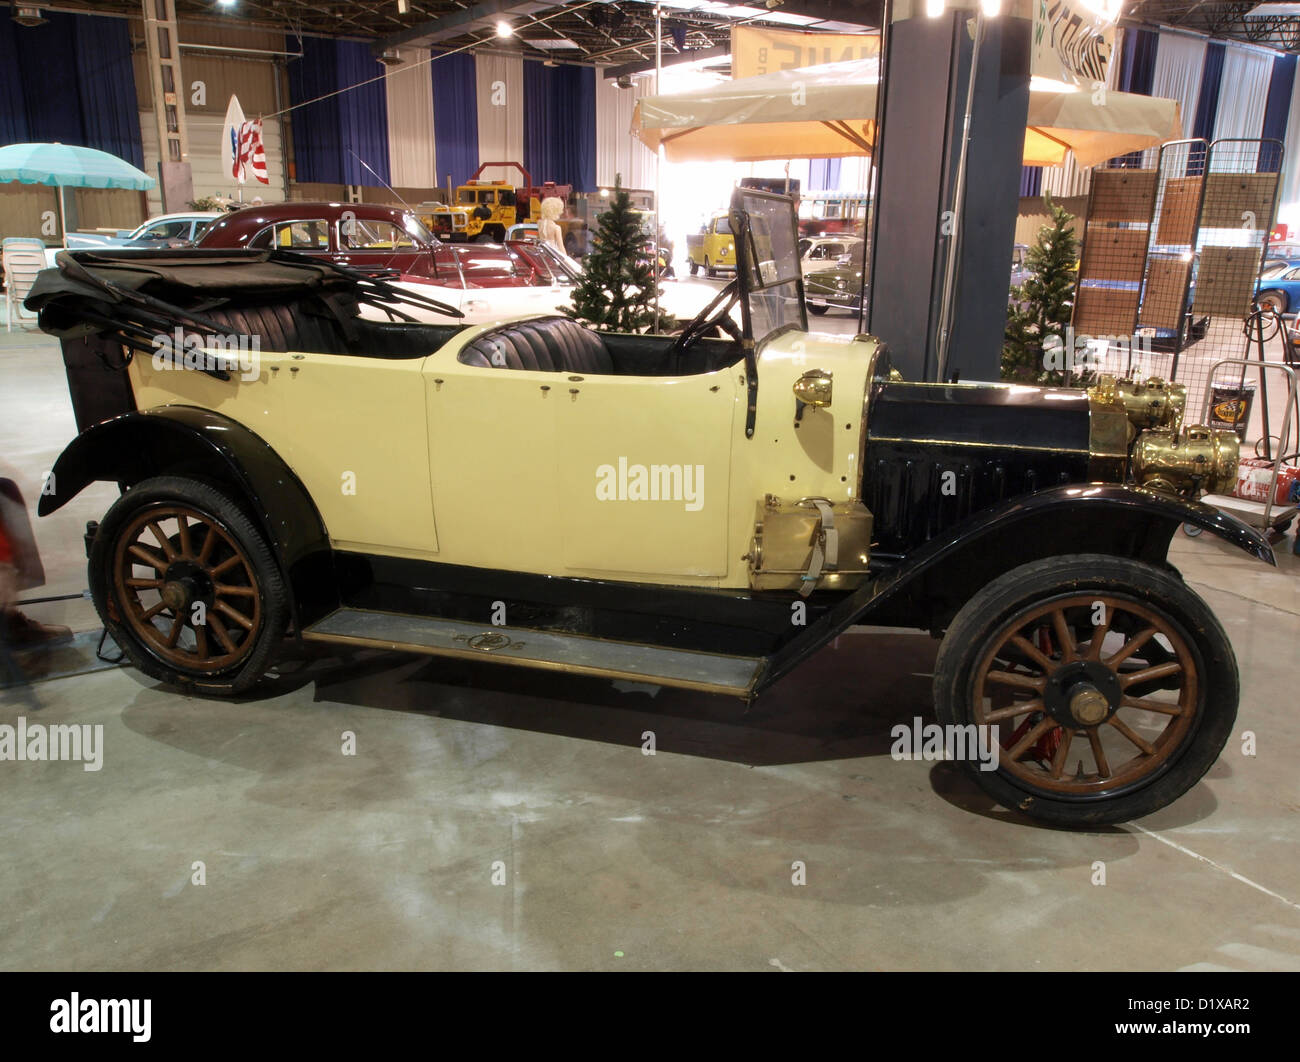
[
  {"xmin": 1131, "ymin": 426, "xmax": 1239, "ymax": 497},
  {"xmin": 792, "ymin": 369, "xmax": 833, "ymax": 408},
  {"xmin": 746, "ymin": 495, "xmax": 872, "ymax": 592},
  {"xmin": 1090, "ymin": 375, "xmax": 1187, "ymax": 436}
]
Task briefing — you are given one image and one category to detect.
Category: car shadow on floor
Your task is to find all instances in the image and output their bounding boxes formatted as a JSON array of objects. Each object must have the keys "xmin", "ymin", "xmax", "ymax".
[{"xmin": 269, "ymin": 630, "xmax": 939, "ymax": 769}]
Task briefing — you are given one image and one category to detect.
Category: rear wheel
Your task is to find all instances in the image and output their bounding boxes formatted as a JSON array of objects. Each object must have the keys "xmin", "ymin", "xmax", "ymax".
[
  {"xmin": 933, "ymin": 555, "xmax": 1237, "ymax": 826},
  {"xmin": 1257, "ymin": 289, "xmax": 1288, "ymax": 315},
  {"xmin": 808, "ymin": 303, "xmax": 829, "ymax": 316},
  {"xmin": 89, "ymin": 476, "xmax": 287, "ymax": 695},
  {"xmin": 689, "ymin": 260, "xmax": 700, "ymax": 276}
]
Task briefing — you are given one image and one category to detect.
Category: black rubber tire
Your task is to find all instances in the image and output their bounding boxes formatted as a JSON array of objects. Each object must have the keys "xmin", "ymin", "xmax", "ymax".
[
  {"xmin": 933, "ymin": 554, "xmax": 1238, "ymax": 827},
  {"xmin": 705, "ymin": 258, "xmax": 717, "ymax": 279},
  {"xmin": 689, "ymin": 260, "xmax": 699, "ymax": 276},
  {"xmin": 89, "ymin": 475, "xmax": 288, "ymax": 695},
  {"xmin": 1257, "ymin": 289, "xmax": 1288, "ymax": 315},
  {"xmin": 808, "ymin": 303, "xmax": 829, "ymax": 316}
]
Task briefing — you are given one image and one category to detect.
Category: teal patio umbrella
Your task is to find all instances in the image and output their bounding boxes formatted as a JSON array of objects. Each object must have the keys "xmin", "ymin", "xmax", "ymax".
[{"xmin": 0, "ymin": 142, "xmax": 155, "ymax": 245}]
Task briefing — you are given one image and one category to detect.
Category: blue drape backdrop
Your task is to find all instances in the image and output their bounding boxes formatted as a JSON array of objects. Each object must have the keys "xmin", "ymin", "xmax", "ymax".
[
  {"xmin": 432, "ymin": 51, "xmax": 478, "ymax": 189},
  {"xmin": 523, "ymin": 63, "xmax": 596, "ymax": 193},
  {"xmin": 1260, "ymin": 53, "xmax": 1296, "ymax": 173},
  {"xmin": 1118, "ymin": 27, "xmax": 1158, "ymax": 96},
  {"xmin": 1191, "ymin": 42, "xmax": 1226, "ymax": 143},
  {"xmin": 1019, "ymin": 167, "xmax": 1042, "ymax": 197},
  {"xmin": 289, "ymin": 36, "xmax": 390, "ymax": 186},
  {"xmin": 0, "ymin": 12, "xmax": 143, "ymax": 168},
  {"xmin": 809, "ymin": 158, "xmax": 842, "ymax": 190}
]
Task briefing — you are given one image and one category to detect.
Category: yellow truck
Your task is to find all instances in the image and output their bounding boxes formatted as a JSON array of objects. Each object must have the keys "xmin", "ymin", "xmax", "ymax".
[
  {"xmin": 686, "ymin": 211, "xmax": 736, "ymax": 277},
  {"xmin": 420, "ymin": 163, "xmax": 576, "ymax": 244}
]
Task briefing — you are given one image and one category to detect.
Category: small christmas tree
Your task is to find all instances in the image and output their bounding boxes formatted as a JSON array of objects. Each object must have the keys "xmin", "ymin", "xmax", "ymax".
[
  {"xmin": 566, "ymin": 177, "xmax": 671, "ymax": 333},
  {"xmin": 1002, "ymin": 194, "xmax": 1080, "ymax": 385}
]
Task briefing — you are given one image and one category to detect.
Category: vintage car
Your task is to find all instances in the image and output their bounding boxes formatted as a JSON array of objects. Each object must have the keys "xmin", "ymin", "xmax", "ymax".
[
  {"xmin": 64, "ymin": 211, "xmax": 222, "ymax": 251},
  {"xmin": 28, "ymin": 189, "xmax": 1271, "ymax": 828},
  {"xmin": 799, "ymin": 234, "xmax": 863, "ymax": 272},
  {"xmin": 196, "ymin": 201, "xmax": 536, "ymax": 289},
  {"xmin": 1254, "ymin": 259, "xmax": 1300, "ymax": 315},
  {"xmin": 804, "ymin": 254, "xmax": 866, "ymax": 316},
  {"xmin": 686, "ymin": 211, "xmax": 736, "ymax": 277}
]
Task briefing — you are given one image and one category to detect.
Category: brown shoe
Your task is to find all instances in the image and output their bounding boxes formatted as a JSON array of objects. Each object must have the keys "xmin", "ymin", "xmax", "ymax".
[{"xmin": 3, "ymin": 610, "xmax": 75, "ymax": 649}]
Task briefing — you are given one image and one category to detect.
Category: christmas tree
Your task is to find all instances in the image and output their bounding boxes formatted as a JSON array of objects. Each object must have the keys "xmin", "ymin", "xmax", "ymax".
[
  {"xmin": 1002, "ymin": 194, "xmax": 1080, "ymax": 385},
  {"xmin": 565, "ymin": 177, "xmax": 672, "ymax": 333}
]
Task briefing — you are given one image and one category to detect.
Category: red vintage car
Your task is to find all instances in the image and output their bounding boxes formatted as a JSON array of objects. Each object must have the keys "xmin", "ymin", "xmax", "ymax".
[{"xmin": 196, "ymin": 201, "xmax": 561, "ymax": 289}]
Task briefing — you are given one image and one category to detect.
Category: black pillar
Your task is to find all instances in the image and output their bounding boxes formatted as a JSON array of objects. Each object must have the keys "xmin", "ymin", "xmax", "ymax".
[{"xmin": 868, "ymin": 8, "xmax": 1030, "ymax": 382}]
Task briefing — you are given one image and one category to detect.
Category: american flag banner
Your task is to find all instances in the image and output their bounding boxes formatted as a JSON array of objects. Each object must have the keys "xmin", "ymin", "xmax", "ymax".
[{"xmin": 235, "ymin": 120, "xmax": 269, "ymax": 185}]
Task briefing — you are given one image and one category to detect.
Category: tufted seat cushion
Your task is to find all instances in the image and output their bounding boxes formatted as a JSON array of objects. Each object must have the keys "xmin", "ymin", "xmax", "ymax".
[
  {"xmin": 204, "ymin": 303, "xmax": 352, "ymax": 354},
  {"xmin": 458, "ymin": 316, "xmax": 614, "ymax": 374}
]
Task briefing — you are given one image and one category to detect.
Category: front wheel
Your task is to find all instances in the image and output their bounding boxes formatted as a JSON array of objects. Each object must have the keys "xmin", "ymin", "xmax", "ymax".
[
  {"xmin": 688, "ymin": 259, "xmax": 700, "ymax": 276},
  {"xmin": 89, "ymin": 475, "xmax": 288, "ymax": 695},
  {"xmin": 933, "ymin": 555, "xmax": 1237, "ymax": 826},
  {"xmin": 807, "ymin": 303, "xmax": 829, "ymax": 316},
  {"xmin": 705, "ymin": 257, "xmax": 717, "ymax": 279}
]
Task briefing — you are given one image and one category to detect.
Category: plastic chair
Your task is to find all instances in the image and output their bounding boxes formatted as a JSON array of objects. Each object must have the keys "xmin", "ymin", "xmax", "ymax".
[{"xmin": 2, "ymin": 237, "xmax": 47, "ymax": 332}]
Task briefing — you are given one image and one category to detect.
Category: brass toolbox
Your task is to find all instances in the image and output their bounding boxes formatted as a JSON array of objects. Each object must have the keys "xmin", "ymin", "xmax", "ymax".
[{"xmin": 746, "ymin": 495, "xmax": 872, "ymax": 592}]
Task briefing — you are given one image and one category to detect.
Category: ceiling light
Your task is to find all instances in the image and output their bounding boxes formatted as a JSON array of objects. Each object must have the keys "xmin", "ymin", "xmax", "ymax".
[
  {"xmin": 1246, "ymin": 2, "xmax": 1300, "ymax": 14},
  {"xmin": 11, "ymin": 5, "xmax": 46, "ymax": 25},
  {"xmin": 980, "ymin": 0, "xmax": 1001, "ymax": 14},
  {"xmin": 397, "ymin": 0, "xmax": 409, "ymax": 12},
  {"xmin": 496, "ymin": 20, "xmax": 513, "ymax": 38},
  {"xmin": 378, "ymin": 48, "xmax": 403, "ymax": 66},
  {"xmin": 926, "ymin": 0, "xmax": 945, "ymax": 16}
]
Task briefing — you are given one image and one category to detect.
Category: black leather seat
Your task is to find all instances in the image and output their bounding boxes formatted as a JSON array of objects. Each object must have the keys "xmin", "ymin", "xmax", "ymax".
[
  {"xmin": 204, "ymin": 302, "xmax": 352, "ymax": 354},
  {"xmin": 458, "ymin": 316, "xmax": 614, "ymax": 374}
]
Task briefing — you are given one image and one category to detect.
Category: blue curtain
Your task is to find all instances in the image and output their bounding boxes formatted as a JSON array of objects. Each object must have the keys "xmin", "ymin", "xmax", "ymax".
[
  {"xmin": 432, "ymin": 51, "xmax": 478, "ymax": 189},
  {"xmin": 288, "ymin": 37, "xmax": 390, "ymax": 186},
  {"xmin": 0, "ymin": 12, "xmax": 143, "ymax": 168},
  {"xmin": 1260, "ymin": 53, "xmax": 1296, "ymax": 173},
  {"xmin": 1192, "ymin": 42, "xmax": 1225, "ymax": 143},
  {"xmin": 1118, "ymin": 27, "xmax": 1158, "ymax": 96},
  {"xmin": 1019, "ymin": 167, "xmax": 1042, "ymax": 197},
  {"xmin": 809, "ymin": 158, "xmax": 842, "ymax": 190},
  {"xmin": 523, "ymin": 62, "xmax": 596, "ymax": 193}
]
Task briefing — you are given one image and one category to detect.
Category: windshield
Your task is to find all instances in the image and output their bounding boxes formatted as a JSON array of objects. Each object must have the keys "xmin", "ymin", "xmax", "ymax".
[
  {"xmin": 401, "ymin": 212, "xmax": 437, "ymax": 247},
  {"xmin": 730, "ymin": 187, "xmax": 806, "ymax": 344}
]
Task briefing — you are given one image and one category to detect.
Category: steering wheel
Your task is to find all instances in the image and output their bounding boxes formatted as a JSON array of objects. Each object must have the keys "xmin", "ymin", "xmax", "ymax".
[{"xmin": 668, "ymin": 279, "xmax": 742, "ymax": 360}]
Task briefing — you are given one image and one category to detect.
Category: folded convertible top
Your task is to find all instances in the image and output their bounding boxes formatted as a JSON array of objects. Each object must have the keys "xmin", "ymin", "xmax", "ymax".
[{"xmin": 25, "ymin": 247, "xmax": 462, "ymax": 347}]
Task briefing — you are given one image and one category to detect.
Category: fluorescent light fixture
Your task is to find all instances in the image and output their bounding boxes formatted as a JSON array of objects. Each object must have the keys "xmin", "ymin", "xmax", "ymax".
[
  {"xmin": 980, "ymin": 0, "xmax": 1001, "ymax": 14},
  {"xmin": 527, "ymin": 38, "xmax": 582, "ymax": 50},
  {"xmin": 1246, "ymin": 2, "xmax": 1300, "ymax": 14},
  {"xmin": 926, "ymin": 0, "xmax": 945, "ymax": 17},
  {"xmin": 496, "ymin": 20, "xmax": 513, "ymax": 38},
  {"xmin": 397, "ymin": 0, "xmax": 409, "ymax": 13}
]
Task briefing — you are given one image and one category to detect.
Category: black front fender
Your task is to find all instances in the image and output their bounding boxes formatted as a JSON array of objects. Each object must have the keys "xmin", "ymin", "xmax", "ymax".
[
  {"xmin": 760, "ymin": 483, "xmax": 1273, "ymax": 689},
  {"xmin": 40, "ymin": 406, "xmax": 335, "ymax": 629}
]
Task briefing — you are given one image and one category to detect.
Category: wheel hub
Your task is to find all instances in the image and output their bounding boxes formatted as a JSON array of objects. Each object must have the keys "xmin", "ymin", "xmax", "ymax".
[
  {"xmin": 160, "ymin": 561, "xmax": 213, "ymax": 614},
  {"xmin": 1044, "ymin": 659, "xmax": 1122, "ymax": 727}
]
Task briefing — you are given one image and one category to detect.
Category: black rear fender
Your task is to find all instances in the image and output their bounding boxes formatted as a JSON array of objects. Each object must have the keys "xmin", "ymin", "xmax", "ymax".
[{"xmin": 39, "ymin": 406, "xmax": 335, "ymax": 630}]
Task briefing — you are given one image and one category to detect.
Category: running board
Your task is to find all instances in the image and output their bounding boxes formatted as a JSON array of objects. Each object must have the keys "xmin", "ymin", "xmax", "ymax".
[{"xmin": 301, "ymin": 608, "xmax": 765, "ymax": 698}]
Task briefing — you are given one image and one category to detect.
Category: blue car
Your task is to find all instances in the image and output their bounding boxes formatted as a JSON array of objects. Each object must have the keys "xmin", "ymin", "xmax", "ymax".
[
  {"xmin": 64, "ymin": 211, "xmax": 220, "ymax": 251},
  {"xmin": 1254, "ymin": 258, "xmax": 1300, "ymax": 315}
]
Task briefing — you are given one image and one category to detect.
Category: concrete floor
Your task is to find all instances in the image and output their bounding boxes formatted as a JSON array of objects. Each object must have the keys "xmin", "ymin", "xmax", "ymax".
[{"xmin": 2, "ymin": 325, "xmax": 1299, "ymax": 971}]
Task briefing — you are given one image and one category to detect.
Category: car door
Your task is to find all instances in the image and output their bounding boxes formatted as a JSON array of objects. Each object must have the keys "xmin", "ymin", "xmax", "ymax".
[{"xmin": 553, "ymin": 364, "xmax": 739, "ymax": 579}]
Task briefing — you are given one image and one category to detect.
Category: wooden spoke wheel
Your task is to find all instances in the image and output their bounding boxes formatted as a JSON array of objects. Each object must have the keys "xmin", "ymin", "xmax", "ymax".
[
  {"xmin": 971, "ymin": 594, "xmax": 1196, "ymax": 798},
  {"xmin": 112, "ymin": 504, "xmax": 263, "ymax": 673},
  {"xmin": 934, "ymin": 555, "xmax": 1238, "ymax": 826},
  {"xmin": 90, "ymin": 476, "xmax": 287, "ymax": 695}
]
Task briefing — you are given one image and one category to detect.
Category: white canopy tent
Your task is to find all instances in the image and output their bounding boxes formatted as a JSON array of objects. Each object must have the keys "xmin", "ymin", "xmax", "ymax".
[{"xmin": 632, "ymin": 59, "xmax": 1182, "ymax": 169}]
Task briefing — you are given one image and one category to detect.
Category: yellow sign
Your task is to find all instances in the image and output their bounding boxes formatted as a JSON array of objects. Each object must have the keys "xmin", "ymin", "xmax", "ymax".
[{"xmin": 731, "ymin": 26, "xmax": 880, "ymax": 79}]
